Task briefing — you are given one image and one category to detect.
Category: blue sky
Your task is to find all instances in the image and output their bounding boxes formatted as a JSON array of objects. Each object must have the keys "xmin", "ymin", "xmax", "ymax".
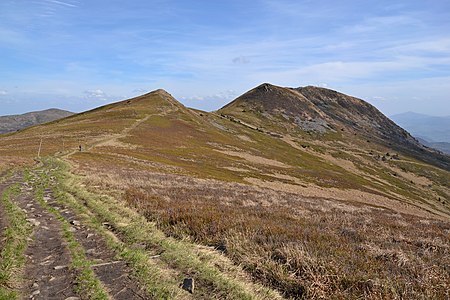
[{"xmin": 1, "ymin": 0, "xmax": 449, "ymax": 116}]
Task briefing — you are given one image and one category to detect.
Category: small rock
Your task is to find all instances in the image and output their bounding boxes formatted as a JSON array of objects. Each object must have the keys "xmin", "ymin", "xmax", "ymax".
[
  {"xmin": 54, "ymin": 265, "xmax": 66, "ymax": 270},
  {"xmin": 70, "ymin": 220, "xmax": 81, "ymax": 226},
  {"xmin": 86, "ymin": 233, "xmax": 94, "ymax": 239},
  {"xmin": 181, "ymin": 278, "xmax": 194, "ymax": 294},
  {"xmin": 32, "ymin": 283, "xmax": 38, "ymax": 289},
  {"xmin": 49, "ymin": 276, "xmax": 56, "ymax": 282},
  {"xmin": 31, "ymin": 290, "xmax": 40, "ymax": 296},
  {"xmin": 27, "ymin": 219, "xmax": 41, "ymax": 227},
  {"xmin": 65, "ymin": 297, "xmax": 80, "ymax": 300}
]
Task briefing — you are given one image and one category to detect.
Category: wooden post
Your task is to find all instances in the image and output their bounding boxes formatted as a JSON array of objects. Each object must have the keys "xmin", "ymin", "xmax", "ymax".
[{"xmin": 37, "ymin": 137, "xmax": 43, "ymax": 158}]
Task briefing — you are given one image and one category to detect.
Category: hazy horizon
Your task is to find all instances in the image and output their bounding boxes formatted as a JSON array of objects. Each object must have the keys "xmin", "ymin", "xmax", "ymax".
[
  {"xmin": 1, "ymin": 88, "xmax": 450, "ymax": 119},
  {"xmin": 1, "ymin": 0, "xmax": 449, "ymax": 116}
]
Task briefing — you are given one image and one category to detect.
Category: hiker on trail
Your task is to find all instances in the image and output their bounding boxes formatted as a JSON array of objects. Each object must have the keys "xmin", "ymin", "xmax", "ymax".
[{"xmin": 79, "ymin": 145, "xmax": 82, "ymax": 152}]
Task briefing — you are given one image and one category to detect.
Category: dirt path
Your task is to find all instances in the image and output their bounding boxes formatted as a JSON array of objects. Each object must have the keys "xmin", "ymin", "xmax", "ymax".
[
  {"xmin": 13, "ymin": 178, "xmax": 79, "ymax": 300},
  {"xmin": 0, "ymin": 170, "xmax": 150, "ymax": 299},
  {"xmin": 41, "ymin": 187, "xmax": 147, "ymax": 299}
]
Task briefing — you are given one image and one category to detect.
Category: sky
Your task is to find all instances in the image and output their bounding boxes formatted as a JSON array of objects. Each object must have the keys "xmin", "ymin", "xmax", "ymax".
[{"xmin": 1, "ymin": 0, "xmax": 450, "ymax": 116}]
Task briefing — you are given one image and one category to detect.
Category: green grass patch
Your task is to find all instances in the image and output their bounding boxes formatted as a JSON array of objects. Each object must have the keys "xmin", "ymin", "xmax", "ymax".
[{"xmin": 0, "ymin": 183, "xmax": 33, "ymax": 300}]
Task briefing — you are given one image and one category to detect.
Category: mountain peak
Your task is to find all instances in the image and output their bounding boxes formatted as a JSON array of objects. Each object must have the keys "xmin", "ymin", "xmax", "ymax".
[{"xmin": 220, "ymin": 83, "xmax": 450, "ymax": 170}]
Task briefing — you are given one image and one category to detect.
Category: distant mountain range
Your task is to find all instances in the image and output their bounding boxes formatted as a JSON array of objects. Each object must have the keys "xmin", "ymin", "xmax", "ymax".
[
  {"xmin": 0, "ymin": 108, "xmax": 74, "ymax": 134},
  {"xmin": 391, "ymin": 112, "xmax": 450, "ymax": 154}
]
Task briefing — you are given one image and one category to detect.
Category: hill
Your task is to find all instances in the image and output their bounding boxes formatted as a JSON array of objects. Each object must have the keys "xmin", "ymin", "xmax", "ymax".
[
  {"xmin": 0, "ymin": 86, "xmax": 448, "ymax": 299},
  {"xmin": 220, "ymin": 83, "xmax": 450, "ymax": 170},
  {"xmin": 0, "ymin": 108, "xmax": 74, "ymax": 134}
]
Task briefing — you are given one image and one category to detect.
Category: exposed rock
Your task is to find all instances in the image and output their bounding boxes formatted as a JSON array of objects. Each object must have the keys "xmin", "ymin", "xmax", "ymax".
[{"xmin": 181, "ymin": 278, "xmax": 194, "ymax": 293}]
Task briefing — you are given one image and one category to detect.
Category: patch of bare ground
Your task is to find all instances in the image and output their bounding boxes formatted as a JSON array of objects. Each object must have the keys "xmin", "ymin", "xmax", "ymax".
[
  {"xmin": 214, "ymin": 149, "xmax": 289, "ymax": 168},
  {"xmin": 244, "ymin": 177, "xmax": 447, "ymax": 220},
  {"xmin": 13, "ymin": 178, "xmax": 79, "ymax": 300},
  {"xmin": 40, "ymin": 187, "xmax": 148, "ymax": 300}
]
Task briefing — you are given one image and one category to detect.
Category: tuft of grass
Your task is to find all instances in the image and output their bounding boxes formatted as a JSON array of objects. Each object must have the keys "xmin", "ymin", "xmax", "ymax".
[{"xmin": 0, "ymin": 183, "xmax": 33, "ymax": 300}]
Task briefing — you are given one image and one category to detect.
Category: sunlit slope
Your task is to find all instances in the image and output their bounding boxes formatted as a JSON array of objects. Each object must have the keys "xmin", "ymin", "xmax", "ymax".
[
  {"xmin": 220, "ymin": 83, "xmax": 450, "ymax": 170},
  {"xmin": 0, "ymin": 88, "xmax": 449, "ymax": 219}
]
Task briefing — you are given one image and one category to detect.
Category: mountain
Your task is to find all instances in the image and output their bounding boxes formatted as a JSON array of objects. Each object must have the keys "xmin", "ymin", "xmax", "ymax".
[
  {"xmin": 220, "ymin": 83, "xmax": 450, "ymax": 170},
  {"xmin": 0, "ymin": 86, "xmax": 449, "ymax": 299},
  {"xmin": 416, "ymin": 137, "xmax": 450, "ymax": 155},
  {"xmin": 391, "ymin": 112, "xmax": 450, "ymax": 143},
  {"xmin": 0, "ymin": 108, "xmax": 74, "ymax": 134}
]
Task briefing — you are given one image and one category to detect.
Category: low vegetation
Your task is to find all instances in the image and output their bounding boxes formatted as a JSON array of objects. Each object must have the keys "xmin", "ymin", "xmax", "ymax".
[
  {"xmin": 45, "ymin": 158, "xmax": 281, "ymax": 299},
  {"xmin": 0, "ymin": 183, "xmax": 33, "ymax": 299},
  {"xmin": 87, "ymin": 166, "xmax": 449, "ymax": 299}
]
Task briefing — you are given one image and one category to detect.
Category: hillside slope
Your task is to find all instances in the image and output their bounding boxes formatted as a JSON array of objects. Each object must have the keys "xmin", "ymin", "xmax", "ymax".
[
  {"xmin": 0, "ymin": 86, "xmax": 449, "ymax": 299},
  {"xmin": 220, "ymin": 83, "xmax": 450, "ymax": 170},
  {"xmin": 0, "ymin": 108, "xmax": 74, "ymax": 134}
]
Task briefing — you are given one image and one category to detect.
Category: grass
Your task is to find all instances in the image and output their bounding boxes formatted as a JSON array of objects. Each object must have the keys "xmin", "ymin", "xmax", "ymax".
[
  {"xmin": 0, "ymin": 183, "xmax": 33, "ymax": 300},
  {"xmin": 87, "ymin": 164, "xmax": 448, "ymax": 299},
  {"xmin": 126, "ymin": 186, "xmax": 449, "ymax": 299},
  {"xmin": 46, "ymin": 157, "xmax": 281, "ymax": 299}
]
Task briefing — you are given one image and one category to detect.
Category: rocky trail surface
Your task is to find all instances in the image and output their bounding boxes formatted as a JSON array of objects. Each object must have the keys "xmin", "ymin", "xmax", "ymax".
[{"xmin": 0, "ymin": 170, "xmax": 148, "ymax": 300}]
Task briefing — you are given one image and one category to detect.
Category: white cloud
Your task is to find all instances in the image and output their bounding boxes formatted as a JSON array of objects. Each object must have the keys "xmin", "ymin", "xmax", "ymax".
[
  {"xmin": 83, "ymin": 89, "xmax": 108, "ymax": 101},
  {"xmin": 0, "ymin": 90, "xmax": 7, "ymax": 96}
]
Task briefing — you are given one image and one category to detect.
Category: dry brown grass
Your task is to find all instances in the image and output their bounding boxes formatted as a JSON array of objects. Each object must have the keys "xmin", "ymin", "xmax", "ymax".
[{"xmin": 77, "ymin": 165, "xmax": 449, "ymax": 299}]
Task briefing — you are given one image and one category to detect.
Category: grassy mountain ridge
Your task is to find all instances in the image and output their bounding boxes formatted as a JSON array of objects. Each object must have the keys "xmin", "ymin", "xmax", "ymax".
[
  {"xmin": 220, "ymin": 83, "xmax": 450, "ymax": 171},
  {"xmin": 0, "ymin": 85, "xmax": 449, "ymax": 299}
]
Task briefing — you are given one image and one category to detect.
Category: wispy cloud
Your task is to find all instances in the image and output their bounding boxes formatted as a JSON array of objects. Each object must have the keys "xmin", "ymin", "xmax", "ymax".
[
  {"xmin": 44, "ymin": 0, "xmax": 78, "ymax": 8},
  {"xmin": 1, "ymin": 0, "xmax": 450, "ymax": 115},
  {"xmin": 0, "ymin": 90, "xmax": 8, "ymax": 96}
]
